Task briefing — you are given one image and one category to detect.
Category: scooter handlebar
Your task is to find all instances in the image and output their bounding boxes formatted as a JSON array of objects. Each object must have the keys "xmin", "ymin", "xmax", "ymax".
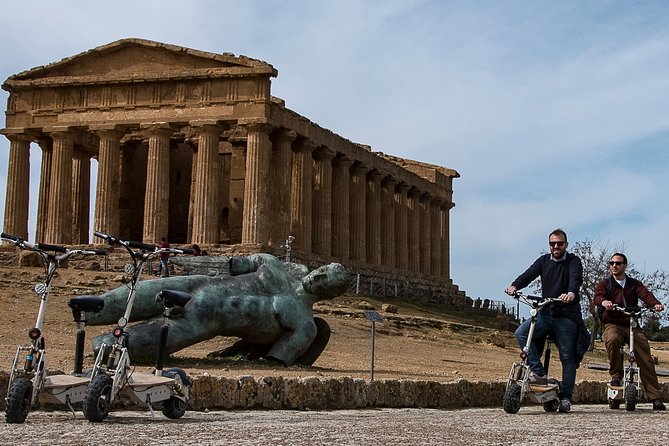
[
  {"xmin": 82, "ymin": 249, "xmax": 108, "ymax": 256},
  {"xmin": 610, "ymin": 304, "xmax": 654, "ymax": 316},
  {"xmin": 512, "ymin": 291, "xmax": 561, "ymax": 307},
  {"xmin": 36, "ymin": 242, "xmax": 68, "ymax": 253},
  {"xmin": 1, "ymin": 232, "xmax": 21, "ymax": 242},
  {"xmin": 128, "ymin": 240, "xmax": 157, "ymax": 251}
]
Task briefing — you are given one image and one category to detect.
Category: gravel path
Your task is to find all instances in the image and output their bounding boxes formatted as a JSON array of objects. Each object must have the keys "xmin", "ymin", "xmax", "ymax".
[{"xmin": 2, "ymin": 405, "xmax": 666, "ymax": 446}]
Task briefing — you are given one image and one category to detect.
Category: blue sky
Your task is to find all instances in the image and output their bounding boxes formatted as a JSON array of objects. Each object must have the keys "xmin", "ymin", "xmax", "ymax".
[{"xmin": 1, "ymin": 1, "xmax": 669, "ymax": 312}]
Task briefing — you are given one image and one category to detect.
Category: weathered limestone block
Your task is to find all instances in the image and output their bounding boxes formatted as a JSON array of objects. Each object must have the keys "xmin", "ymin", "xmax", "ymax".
[
  {"xmin": 366, "ymin": 379, "xmax": 383, "ymax": 407},
  {"xmin": 238, "ymin": 375, "xmax": 259, "ymax": 408},
  {"xmin": 382, "ymin": 304, "xmax": 398, "ymax": 314},
  {"xmin": 283, "ymin": 377, "xmax": 306, "ymax": 409},
  {"xmin": 19, "ymin": 251, "xmax": 43, "ymax": 267},
  {"xmin": 400, "ymin": 380, "xmax": 429, "ymax": 408},
  {"xmin": 382, "ymin": 379, "xmax": 402, "ymax": 407},
  {"xmin": 323, "ymin": 378, "xmax": 344, "ymax": 408},
  {"xmin": 301, "ymin": 376, "xmax": 327, "ymax": 410},
  {"xmin": 486, "ymin": 331, "xmax": 507, "ymax": 348},
  {"xmin": 351, "ymin": 378, "xmax": 370, "ymax": 408},
  {"xmin": 191, "ymin": 375, "xmax": 239, "ymax": 410},
  {"xmin": 258, "ymin": 375, "xmax": 284, "ymax": 409}
]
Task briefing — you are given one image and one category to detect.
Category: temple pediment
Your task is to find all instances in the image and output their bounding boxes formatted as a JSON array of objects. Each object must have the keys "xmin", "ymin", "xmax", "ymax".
[{"xmin": 4, "ymin": 38, "xmax": 276, "ymax": 89}]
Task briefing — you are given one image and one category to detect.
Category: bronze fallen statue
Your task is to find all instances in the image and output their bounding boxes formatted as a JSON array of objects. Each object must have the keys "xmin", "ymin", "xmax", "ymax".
[{"xmin": 87, "ymin": 254, "xmax": 350, "ymax": 366}]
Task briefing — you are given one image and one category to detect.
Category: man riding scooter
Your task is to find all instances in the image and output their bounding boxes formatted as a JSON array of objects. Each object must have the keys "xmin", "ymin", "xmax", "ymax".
[
  {"xmin": 505, "ymin": 228, "xmax": 589, "ymax": 413},
  {"xmin": 594, "ymin": 253, "xmax": 666, "ymax": 411}
]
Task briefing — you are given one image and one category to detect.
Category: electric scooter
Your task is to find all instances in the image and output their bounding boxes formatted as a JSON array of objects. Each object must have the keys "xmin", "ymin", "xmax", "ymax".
[
  {"xmin": 82, "ymin": 231, "xmax": 194, "ymax": 422},
  {"xmin": 606, "ymin": 305, "xmax": 654, "ymax": 411},
  {"xmin": 2, "ymin": 232, "xmax": 107, "ymax": 423},
  {"xmin": 503, "ymin": 292, "xmax": 561, "ymax": 414}
]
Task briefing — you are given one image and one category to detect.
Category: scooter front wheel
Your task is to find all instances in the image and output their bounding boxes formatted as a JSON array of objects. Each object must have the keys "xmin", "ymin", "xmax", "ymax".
[
  {"xmin": 503, "ymin": 382, "xmax": 522, "ymax": 414},
  {"xmin": 624, "ymin": 384, "xmax": 637, "ymax": 411},
  {"xmin": 5, "ymin": 378, "xmax": 33, "ymax": 424},
  {"xmin": 83, "ymin": 374, "xmax": 113, "ymax": 422}
]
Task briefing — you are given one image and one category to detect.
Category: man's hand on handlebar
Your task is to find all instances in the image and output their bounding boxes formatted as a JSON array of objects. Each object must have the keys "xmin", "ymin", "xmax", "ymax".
[
  {"xmin": 505, "ymin": 286, "xmax": 517, "ymax": 296},
  {"xmin": 558, "ymin": 292, "xmax": 575, "ymax": 303}
]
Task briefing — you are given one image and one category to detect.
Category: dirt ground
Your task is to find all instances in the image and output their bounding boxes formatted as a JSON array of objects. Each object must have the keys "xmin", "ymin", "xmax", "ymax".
[{"xmin": 1, "ymin": 259, "xmax": 668, "ymax": 386}]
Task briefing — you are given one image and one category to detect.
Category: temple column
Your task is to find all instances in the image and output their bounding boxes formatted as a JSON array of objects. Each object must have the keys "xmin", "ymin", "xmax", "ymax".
[
  {"xmin": 190, "ymin": 122, "xmax": 223, "ymax": 245},
  {"xmin": 141, "ymin": 124, "xmax": 173, "ymax": 244},
  {"xmin": 407, "ymin": 188, "xmax": 421, "ymax": 273},
  {"xmin": 271, "ymin": 129, "xmax": 296, "ymax": 246},
  {"xmin": 365, "ymin": 170, "xmax": 384, "ymax": 265},
  {"xmin": 92, "ymin": 127, "xmax": 124, "ymax": 238},
  {"xmin": 419, "ymin": 193, "xmax": 433, "ymax": 275},
  {"xmin": 2, "ymin": 133, "xmax": 32, "ymax": 241},
  {"xmin": 242, "ymin": 121, "xmax": 274, "ymax": 245},
  {"xmin": 35, "ymin": 136, "xmax": 52, "ymax": 242},
  {"xmin": 430, "ymin": 198, "xmax": 442, "ymax": 276},
  {"xmin": 45, "ymin": 129, "xmax": 74, "ymax": 244},
  {"xmin": 440, "ymin": 201, "xmax": 453, "ymax": 278},
  {"xmin": 331, "ymin": 155, "xmax": 353, "ymax": 259},
  {"xmin": 395, "ymin": 182, "xmax": 410, "ymax": 271},
  {"xmin": 381, "ymin": 177, "xmax": 398, "ymax": 268},
  {"xmin": 289, "ymin": 139, "xmax": 316, "ymax": 251},
  {"xmin": 185, "ymin": 138, "xmax": 198, "ymax": 242},
  {"xmin": 312, "ymin": 147, "xmax": 336, "ymax": 255},
  {"xmin": 349, "ymin": 162, "xmax": 369, "ymax": 262},
  {"xmin": 71, "ymin": 152, "xmax": 91, "ymax": 244}
]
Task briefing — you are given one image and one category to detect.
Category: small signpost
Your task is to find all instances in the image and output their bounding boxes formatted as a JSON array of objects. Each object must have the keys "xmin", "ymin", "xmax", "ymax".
[{"xmin": 363, "ymin": 310, "xmax": 384, "ymax": 381}]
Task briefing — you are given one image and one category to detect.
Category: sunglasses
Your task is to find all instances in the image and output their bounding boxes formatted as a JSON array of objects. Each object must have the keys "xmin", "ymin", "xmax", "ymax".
[
  {"xmin": 609, "ymin": 261, "xmax": 625, "ymax": 266},
  {"xmin": 549, "ymin": 241, "xmax": 565, "ymax": 247}
]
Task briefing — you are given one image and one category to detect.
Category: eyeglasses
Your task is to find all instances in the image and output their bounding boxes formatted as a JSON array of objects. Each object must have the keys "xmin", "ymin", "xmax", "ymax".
[
  {"xmin": 609, "ymin": 261, "xmax": 625, "ymax": 266},
  {"xmin": 549, "ymin": 241, "xmax": 565, "ymax": 247}
]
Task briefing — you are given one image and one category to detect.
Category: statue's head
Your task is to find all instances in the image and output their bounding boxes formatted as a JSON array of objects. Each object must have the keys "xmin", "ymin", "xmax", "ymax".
[{"xmin": 301, "ymin": 263, "xmax": 349, "ymax": 299}]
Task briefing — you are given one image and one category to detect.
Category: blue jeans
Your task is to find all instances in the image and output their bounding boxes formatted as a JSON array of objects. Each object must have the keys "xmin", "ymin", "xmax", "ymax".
[
  {"xmin": 515, "ymin": 313, "xmax": 578, "ymax": 400},
  {"xmin": 156, "ymin": 257, "xmax": 169, "ymax": 277}
]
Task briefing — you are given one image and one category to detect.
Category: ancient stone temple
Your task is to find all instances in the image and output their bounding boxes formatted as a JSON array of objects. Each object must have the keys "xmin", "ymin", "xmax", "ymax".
[{"xmin": 2, "ymin": 38, "xmax": 464, "ymax": 299}]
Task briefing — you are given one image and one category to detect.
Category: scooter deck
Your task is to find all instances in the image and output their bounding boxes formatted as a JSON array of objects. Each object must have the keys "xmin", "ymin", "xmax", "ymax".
[
  {"xmin": 42, "ymin": 375, "xmax": 90, "ymax": 388},
  {"xmin": 127, "ymin": 372, "xmax": 174, "ymax": 387},
  {"xmin": 529, "ymin": 383, "xmax": 559, "ymax": 392}
]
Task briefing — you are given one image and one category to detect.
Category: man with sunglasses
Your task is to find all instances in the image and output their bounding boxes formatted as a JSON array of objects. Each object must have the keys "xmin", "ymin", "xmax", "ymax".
[
  {"xmin": 505, "ymin": 228, "xmax": 585, "ymax": 413},
  {"xmin": 593, "ymin": 253, "xmax": 666, "ymax": 411}
]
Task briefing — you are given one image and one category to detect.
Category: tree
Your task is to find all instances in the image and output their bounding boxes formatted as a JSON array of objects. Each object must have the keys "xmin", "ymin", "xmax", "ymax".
[{"xmin": 569, "ymin": 239, "xmax": 669, "ymax": 350}]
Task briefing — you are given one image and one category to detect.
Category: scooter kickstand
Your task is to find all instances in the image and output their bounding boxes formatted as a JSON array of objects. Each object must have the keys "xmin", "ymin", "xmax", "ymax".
[
  {"xmin": 146, "ymin": 396, "xmax": 156, "ymax": 420},
  {"xmin": 65, "ymin": 395, "xmax": 78, "ymax": 417}
]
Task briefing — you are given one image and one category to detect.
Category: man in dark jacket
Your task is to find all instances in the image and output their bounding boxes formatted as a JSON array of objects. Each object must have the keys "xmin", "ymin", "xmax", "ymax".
[
  {"xmin": 505, "ymin": 228, "xmax": 584, "ymax": 413},
  {"xmin": 593, "ymin": 252, "xmax": 666, "ymax": 411}
]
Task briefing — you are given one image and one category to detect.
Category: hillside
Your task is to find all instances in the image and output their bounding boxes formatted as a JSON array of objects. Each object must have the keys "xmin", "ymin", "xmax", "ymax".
[{"xmin": 0, "ymin": 256, "xmax": 666, "ymax": 386}]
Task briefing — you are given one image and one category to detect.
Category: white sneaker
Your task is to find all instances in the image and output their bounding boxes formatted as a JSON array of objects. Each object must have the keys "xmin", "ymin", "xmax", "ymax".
[{"xmin": 528, "ymin": 371, "xmax": 548, "ymax": 385}]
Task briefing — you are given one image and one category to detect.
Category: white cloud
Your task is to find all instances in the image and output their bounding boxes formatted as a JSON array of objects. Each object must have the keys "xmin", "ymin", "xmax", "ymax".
[{"xmin": 2, "ymin": 1, "xmax": 669, "ymax": 309}]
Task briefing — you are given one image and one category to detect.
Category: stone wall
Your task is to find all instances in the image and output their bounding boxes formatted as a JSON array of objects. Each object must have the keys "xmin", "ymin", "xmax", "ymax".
[{"xmin": 1, "ymin": 372, "xmax": 665, "ymax": 411}]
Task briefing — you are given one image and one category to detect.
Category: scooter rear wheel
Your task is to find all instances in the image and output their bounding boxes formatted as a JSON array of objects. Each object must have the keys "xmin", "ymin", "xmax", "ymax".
[
  {"xmin": 543, "ymin": 399, "xmax": 559, "ymax": 412},
  {"xmin": 608, "ymin": 398, "xmax": 621, "ymax": 409},
  {"xmin": 83, "ymin": 374, "xmax": 113, "ymax": 422},
  {"xmin": 5, "ymin": 378, "xmax": 33, "ymax": 424},
  {"xmin": 161, "ymin": 368, "xmax": 190, "ymax": 419},
  {"xmin": 502, "ymin": 382, "xmax": 522, "ymax": 414}
]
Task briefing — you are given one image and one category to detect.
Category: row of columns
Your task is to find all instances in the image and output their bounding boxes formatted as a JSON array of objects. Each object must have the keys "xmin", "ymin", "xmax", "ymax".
[{"xmin": 3, "ymin": 122, "xmax": 451, "ymax": 278}]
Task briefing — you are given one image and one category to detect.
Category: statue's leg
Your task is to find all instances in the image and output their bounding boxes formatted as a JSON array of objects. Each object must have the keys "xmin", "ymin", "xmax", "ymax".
[
  {"xmin": 86, "ymin": 276, "xmax": 201, "ymax": 325},
  {"xmin": 91, "ymin": 315, "xmax": 215, "ymax": 360},
  {"xmin": 266, "ymin": 320, "xmax": 318, "ymax": 365}
]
